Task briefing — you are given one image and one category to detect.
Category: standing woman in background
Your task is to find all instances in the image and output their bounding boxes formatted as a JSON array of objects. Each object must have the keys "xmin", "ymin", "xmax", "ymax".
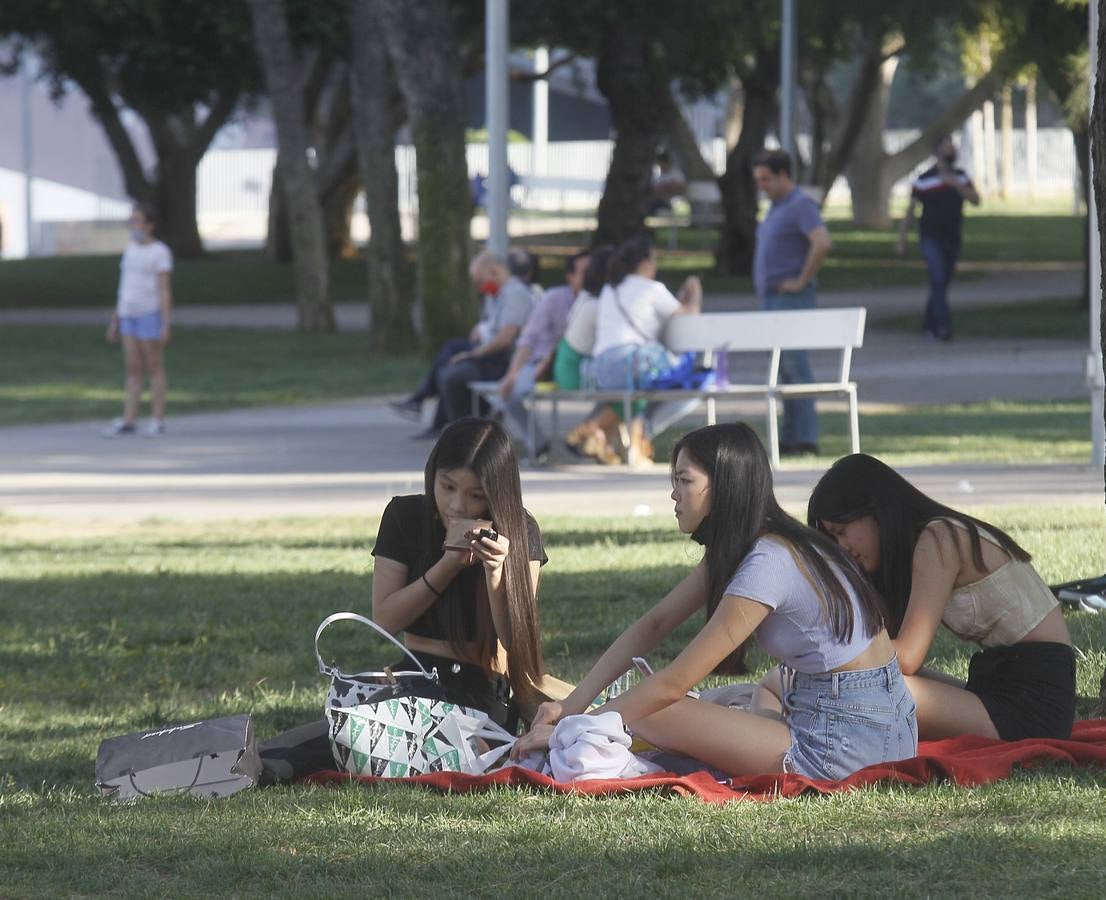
[
  {"xmin": 105, "ymin": 203, "xmax": 173, "ymax": 436},
  {"xmin": 808, "ymin": 453, "xmax": 1075, "ymax": 741}
]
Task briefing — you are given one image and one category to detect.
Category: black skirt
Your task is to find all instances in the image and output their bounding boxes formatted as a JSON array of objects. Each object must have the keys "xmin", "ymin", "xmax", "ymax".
[{"xmin": 964, "ymin": 642, "xmax": 1076, "ymax": 741}]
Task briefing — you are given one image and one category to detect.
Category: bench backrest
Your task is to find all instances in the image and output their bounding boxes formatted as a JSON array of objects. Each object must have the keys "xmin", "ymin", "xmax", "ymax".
[{"xmin": 664, "ymin": 307, "xmax": 866, "ymax": 354}]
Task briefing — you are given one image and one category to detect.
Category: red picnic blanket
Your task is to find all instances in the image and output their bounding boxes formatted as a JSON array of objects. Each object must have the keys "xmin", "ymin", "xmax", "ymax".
[{"xmin": 303, "ymin": 719, "xmax": 1106, "ymax": 804}]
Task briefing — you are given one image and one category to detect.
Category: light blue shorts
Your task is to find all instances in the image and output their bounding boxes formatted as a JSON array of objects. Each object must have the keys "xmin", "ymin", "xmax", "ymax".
[
  {"xmin": 782, "ymin": 658, "xmax": 918, "ymax": 781},
  {"xmin": 119, "ymin": 311, "xmax": 163, "ymax": 341}
]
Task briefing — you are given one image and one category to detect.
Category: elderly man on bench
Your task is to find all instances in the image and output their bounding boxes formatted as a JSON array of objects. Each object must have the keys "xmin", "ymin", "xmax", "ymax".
[{"xmin": 391, "ymin": 250, "xmax": 534, "ymax": 440}]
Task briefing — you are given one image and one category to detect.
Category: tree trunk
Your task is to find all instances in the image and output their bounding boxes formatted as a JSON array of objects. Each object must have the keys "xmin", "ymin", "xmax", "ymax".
[
  {"xmin": 844, "ymin": 54, "xmax": 900, "ymax": 228},
  {"xmin": 349, "ymin": 0, "xmax": 416, "ymax": 353},
  {"xmin": 816, "ymin": 28, "xmax": 904, "ymax": 202},
  {"xmin": 593, "ymin": 18, "xmax": 669, "ymax": 246},
  {"xmin": 714, "ymin": 47, "xmax": 777, "ymax": 276},
  {"xmin": 82, "ymin": 74, "xmax": 236, "ymax": 259},
  {"xmin": 319, "ymin": 154, "xmax": 360, "ymax": 259},
  {"xmin": 371, "ymin": 0, "xmax": 472, "ymax": 350},
  {"xmin": 661, "ymin": 89, "xmax": 716, "ymax": 182},
  {"xmin": 845, "ymin": 61, "xmax": 1010, "ymax": 229},
  {"xmin": 152, "ymin": 149, "xmax": 204, "ymax": 258},
  {"xmin": 1092, "ymin": 0, "xmax": 1106, "ymax": 505},
  {"xmin": 266, "ymin": 156, "xmax": 293, "ymax": 263},
  {"xmin": 247, "ymin": 0, "xmax": 334, "ymax": 331},
  {"xmin": 1073, "ymin": 122, "xmax": 1091, "ymax": 309}
]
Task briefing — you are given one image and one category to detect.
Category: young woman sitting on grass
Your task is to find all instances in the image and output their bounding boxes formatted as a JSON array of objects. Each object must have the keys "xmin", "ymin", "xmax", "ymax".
[
  {"xmin": 807, "ymin": 453, "xmax": 1075, "ymax": 741},
  {"xmin": 372, "ymin": 416, "xmax": 547, "ymax": 729},
  {"xmin": 261, "ymin": 418, "xmax": 547, "ymax": 782},
  {"xmin": 512, "ymin": 423, "xmax": 917, "ymax": 780}
]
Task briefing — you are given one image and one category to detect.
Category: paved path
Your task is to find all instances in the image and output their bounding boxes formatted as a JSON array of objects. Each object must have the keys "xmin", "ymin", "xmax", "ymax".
[
  {"xmin": 1, "ymin": 266, "xmax": 1100, "ymax": 523},
  {"xmin": 0, "ymin": 387, "xmax": 1100, "ymax": 523}
]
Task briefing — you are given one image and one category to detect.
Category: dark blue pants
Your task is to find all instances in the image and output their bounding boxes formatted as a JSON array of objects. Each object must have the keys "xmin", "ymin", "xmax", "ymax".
[
  {"xmin": 763, "ymin": 287, "xmax": 818, "ymax": 446},
  {"xmin": 919, "ymin": 234, "xmax": 960, "ymax": 339}
]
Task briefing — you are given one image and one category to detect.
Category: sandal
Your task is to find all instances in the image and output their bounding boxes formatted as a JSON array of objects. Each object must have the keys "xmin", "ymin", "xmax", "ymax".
[{"xmin": 582, "ymin": 431, "xmax": 622, "ymax": 465}]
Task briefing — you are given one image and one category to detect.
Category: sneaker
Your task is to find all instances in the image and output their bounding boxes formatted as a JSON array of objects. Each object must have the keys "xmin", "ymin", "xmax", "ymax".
[
  {"xmin": 142, "ymin": 420, "xmax": 166, "ymax": 437},
  {"xmin": 389, "ymin": 398, "xmax": 423, "ymax": 421},
  {"xmin": 104, "ymin": 418, "xmax": 136, "ymax": 437}
]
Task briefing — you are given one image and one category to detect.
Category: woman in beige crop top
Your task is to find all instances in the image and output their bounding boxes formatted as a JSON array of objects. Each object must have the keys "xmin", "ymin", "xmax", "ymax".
[{"xmin": 809, "ymin": 454, "xmax": 1074, "ymax": 742}]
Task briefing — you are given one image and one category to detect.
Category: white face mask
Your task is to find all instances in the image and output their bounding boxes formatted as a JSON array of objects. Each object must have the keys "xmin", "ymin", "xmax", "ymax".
[{"xmin": 130, "ymin": 227, "xmax": 148, "ymax": 243}]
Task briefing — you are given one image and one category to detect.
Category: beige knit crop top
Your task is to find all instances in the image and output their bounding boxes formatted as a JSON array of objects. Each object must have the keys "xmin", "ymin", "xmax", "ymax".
[{"xmin": 937, "ymin": 519, "xmax": 1058, "ymax": 647}]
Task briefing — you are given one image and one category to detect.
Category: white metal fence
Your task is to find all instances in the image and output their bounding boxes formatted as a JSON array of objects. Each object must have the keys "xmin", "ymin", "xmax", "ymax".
[{"xmin": 4, "ymin": 127, "xmax": 1081, "ymax": 256}]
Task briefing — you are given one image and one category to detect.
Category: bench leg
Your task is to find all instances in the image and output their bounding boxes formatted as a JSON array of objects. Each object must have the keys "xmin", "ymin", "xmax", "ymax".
[
  {"xmin": 527, "ymin": 399, "xmax": 538, "ymax": 461},
  {"xmin": 707, "ymin": 396, "xmax": 716, "ymax": 427},
  {"xmin": 624, "ymin": 393, "xmax": 636, "ymax": 466},
  {"xmin": 549, "ymin": 398, "xmax": 561, "ymax": 464},
  {"xmin": 848, "ymin": 386, "xmax": 860, "ymax": 454},
  {"xmin": 767, "ymin": 394, "xmax": 780, "ymax": 469}
]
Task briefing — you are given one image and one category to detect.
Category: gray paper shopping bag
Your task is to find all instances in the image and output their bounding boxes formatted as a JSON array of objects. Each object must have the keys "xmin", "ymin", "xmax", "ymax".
[{"xmin": 95, "ymin": 714, "xmax": 261, "ymax": 800}]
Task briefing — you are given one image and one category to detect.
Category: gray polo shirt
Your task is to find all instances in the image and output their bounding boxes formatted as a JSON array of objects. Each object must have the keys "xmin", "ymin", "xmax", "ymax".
[
  {"xmin": 753, "ymin": 187, "xmax": 824, "ymax": 297},
  {"xmin": 477, "ymin": 277, "xmax": 534, "ymax": 345}
]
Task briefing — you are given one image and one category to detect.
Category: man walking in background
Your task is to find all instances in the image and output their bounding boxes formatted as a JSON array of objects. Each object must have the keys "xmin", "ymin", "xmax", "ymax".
[
  {"xmin": 752, "ymin": 149, "xmax": 832, "ymax": 457},
  {"xmin": 897, "ymin": 134, "xmax": 980, "ymax": 342}
]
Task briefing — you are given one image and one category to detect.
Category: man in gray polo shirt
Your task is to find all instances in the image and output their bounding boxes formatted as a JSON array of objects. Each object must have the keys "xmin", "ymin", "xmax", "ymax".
[
  {"xmin": 393, "ymin": 250, "xmax": 534, "ymax": 439},
  {"xmin": 752, "ymin": 150, "xmax": 832, "ymax": 456}
]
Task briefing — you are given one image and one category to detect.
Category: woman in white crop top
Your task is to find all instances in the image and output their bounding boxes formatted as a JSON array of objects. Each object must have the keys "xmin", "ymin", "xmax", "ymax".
[
  {"xmin": 809, "ymin": 453, "xmax": 1075, "ymax": 742},
  {"xmin": 513, "ymin": 424, "xmax": 916, "ymax": 781}
]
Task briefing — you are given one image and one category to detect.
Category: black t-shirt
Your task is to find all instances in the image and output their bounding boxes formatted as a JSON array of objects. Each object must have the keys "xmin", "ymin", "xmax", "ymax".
[
  {"xmin": 370, "ymin": 494, "xmax": 547, "ymax": 641},
  {"xmin": 912, "ymin": 164, "xmax": 974, "ymax": 240}
]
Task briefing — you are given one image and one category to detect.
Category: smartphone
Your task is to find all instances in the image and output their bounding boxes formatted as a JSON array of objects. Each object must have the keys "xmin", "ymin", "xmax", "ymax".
[{"xmin": 443, "ymin": 517, "xmax": 494, "ymax": 551}]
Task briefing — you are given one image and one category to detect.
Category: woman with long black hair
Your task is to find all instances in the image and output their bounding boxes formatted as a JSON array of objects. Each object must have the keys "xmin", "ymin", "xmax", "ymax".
[
  {"xmin": 372, "ymin": 417, "xmax": 546, "ymax": 724},
  {"xmin": 260, "ymin": 418, "xmax": 546, "ymax": 783},
  {"xmin": 808, "ymin": 453, "xmax": 1074, "ymax": 741},
  {"xmin": 514, "ymin": 423, "xmax": 916, "ymax": 780}
]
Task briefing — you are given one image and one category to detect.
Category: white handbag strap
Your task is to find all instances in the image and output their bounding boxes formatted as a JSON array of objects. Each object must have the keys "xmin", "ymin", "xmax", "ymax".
[{"xmin": 314, "ymin": 612, "xmax": 436, "ymax": 682}]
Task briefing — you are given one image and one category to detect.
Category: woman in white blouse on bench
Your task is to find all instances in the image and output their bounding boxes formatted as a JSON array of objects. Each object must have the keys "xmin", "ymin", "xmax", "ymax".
[{"xmin": 592, "ymin": 234, "xmax": 702, "ymax": 463}]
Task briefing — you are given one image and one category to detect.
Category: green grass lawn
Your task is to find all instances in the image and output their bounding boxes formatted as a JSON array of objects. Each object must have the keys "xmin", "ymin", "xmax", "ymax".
[
  {"xmin": 874, "ymin": 296, "xmax": 1090, "ymax": 341},
  {"xmin": 0, "ymin": 325, "xmax": 425, "ymax": 427},
  {"xmin": 0, "ymin": 211, "xmax": 1081, "ymax": 310},
  {"xmin": 649, "ymin": 398, "xmax": 1093, "ymax": 467},
  {"xmin": 2, "ymin": 511, "xmax": 1104, "ymax": 895}
]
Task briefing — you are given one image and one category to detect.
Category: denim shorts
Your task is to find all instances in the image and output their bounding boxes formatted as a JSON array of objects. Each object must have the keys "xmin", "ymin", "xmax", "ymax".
[
  {"xmin": 782, "ymin": 658, "xmax": 917, "ymax": 781},
  {"xmin": 119, "ymin": 310, "xmax": 162, "ymax": 340}
]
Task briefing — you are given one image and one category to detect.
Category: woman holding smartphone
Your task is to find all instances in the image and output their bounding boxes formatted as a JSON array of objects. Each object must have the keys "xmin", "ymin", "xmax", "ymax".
[
  {"xmin": 371, "ymin": 417, "xmax": 547, "ymax": 729},
  {"xmin": 260, "ymin": 418, "xmax": 546, "ymax": 783}
]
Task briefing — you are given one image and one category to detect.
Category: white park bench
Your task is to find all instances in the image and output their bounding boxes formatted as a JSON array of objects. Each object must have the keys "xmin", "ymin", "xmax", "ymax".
[{"xmin": 471, "ymin": 306, "xmax": 867, "ymax": 468}]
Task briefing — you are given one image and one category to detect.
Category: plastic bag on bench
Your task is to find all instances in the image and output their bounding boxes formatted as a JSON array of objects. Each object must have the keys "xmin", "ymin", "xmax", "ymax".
[{"xmin": 637, "ymin": 348, "xmax": 715, "ymax": 391}]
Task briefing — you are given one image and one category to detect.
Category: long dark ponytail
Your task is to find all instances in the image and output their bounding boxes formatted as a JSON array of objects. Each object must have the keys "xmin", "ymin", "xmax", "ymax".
[
  {"xmin": 606, "ymin": 233, "xmax": 654, "ymax": 287},
  {"xmin": 673, "ymin": 424, "xmax": 886, "ymax": 674}
]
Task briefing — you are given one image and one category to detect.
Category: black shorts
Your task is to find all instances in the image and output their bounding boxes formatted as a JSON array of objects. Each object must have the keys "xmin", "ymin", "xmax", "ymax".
[{"xmin": 964, "ymin": 642, "xmax": 1076, "ymax": 741}]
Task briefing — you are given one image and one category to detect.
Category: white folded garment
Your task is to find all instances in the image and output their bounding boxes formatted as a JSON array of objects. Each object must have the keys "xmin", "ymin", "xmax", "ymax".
[{"xmin": 547, "ymin": 712, "xmax": 664, "ymax": 782}]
